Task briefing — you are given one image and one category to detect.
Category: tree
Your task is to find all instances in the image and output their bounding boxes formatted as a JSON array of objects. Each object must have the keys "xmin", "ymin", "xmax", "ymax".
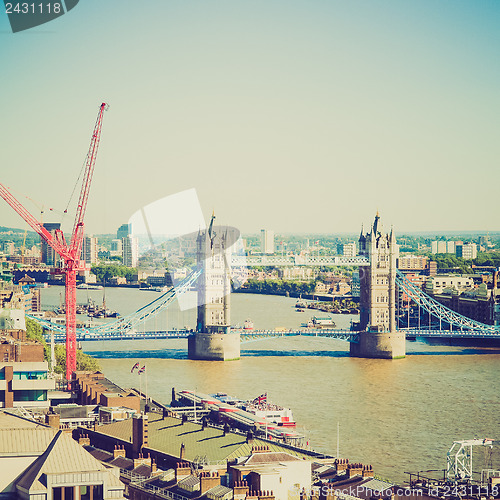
[
  {"xmin": 53, "ymin": 345, "xmax": 100, "ymax": 375},
  {"xmin": 25, "ymin": 317, "xmax": 50, "ymax": 361}
]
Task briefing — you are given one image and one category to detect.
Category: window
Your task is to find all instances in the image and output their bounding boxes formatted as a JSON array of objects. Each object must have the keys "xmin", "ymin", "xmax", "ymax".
[{"xmin": 65, "ymin": 487, "xmax": 74, "ymax": 500}]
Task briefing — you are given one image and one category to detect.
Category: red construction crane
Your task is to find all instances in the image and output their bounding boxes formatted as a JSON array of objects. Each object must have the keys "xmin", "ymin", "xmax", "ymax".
[{"xmin": 0, "ymin": 102, "xmax": 109, "ymax": 382}]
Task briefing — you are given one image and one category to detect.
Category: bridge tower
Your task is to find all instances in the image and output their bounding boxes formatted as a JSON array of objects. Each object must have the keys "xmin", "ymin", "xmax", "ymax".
[
  {"xmin": 350, "ymin": 213, "xmax": 406, "ymax": 359},
  {"xmin": 187, "ymin": 219, "xmax": 240, "ymax": 360}
]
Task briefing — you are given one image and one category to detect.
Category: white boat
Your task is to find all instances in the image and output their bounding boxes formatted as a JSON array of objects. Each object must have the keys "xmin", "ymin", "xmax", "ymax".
[{"xmin": 77, "ymin": 284, "xmax": 103, "ymax": 290}]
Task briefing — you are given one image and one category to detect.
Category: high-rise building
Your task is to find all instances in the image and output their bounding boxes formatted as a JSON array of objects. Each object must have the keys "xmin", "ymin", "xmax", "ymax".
[
  {"xmin": 122, "ymin": 236, "xmax": 138, "ymax": 267},
  {"xmin": 40, "ymin": 222, "xmax": 61, "ymax": 265},
  {"xmin": 117, "ymin": 223, "xmax": 131, "ymax": 240},
  {"xmin": 260, "ymin": 229, "xmax": 274, "ymax": 254},
  {"xmin": 457, "ymin": 242, "xmax": 477, "ymax": 260},
  {"xmin": 342, "ymin": 242, "xmax": 357, "ymax": 257},
  {"xmin": 81, "ymin": 235, "xmax": 98, "ymax": 264},
  {"xmin": 2, "ymin": 241, "xmax": 15, "ymax": 255},
  {"xmin": 397, "ymin": 255, "xmax": 428, "ymax": 270},
  {"xmin": 446, "ymin": 241, "xmax": 455, "ymax": 254},
  {"xmin": 431, "ymin": 240, "xmax": 447, "ymax": 254},
  {"xmin": 110, "ymin": 238, "xmax": 123, "ymax": 257}
]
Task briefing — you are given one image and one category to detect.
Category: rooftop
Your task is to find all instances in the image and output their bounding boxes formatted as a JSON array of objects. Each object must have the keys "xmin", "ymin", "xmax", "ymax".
[{"xmin": 95, "ymin": 412, "xmax": 311, "ymax": 463}]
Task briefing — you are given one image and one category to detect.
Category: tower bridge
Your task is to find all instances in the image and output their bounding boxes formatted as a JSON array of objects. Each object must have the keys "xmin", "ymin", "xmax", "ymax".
[{"xmin": 37, "ymin": 213, "xmax": 500, "ymax": 359}]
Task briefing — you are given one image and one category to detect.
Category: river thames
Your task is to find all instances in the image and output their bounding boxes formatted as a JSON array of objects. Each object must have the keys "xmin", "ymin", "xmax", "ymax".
[{"xmin": 42, "ymin": 286, "xmax": 500, "ymax": 484}]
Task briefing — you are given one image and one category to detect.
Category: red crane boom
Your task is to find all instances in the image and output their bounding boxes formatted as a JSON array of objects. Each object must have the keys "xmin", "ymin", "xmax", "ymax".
[{"xmin": 0, "ymin": 102, "xmax": 109, "ymax": 382}]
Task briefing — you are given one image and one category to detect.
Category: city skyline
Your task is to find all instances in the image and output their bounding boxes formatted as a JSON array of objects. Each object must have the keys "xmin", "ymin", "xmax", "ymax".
[{"xmin": 1, "ymin": 1, "xmax": 499, "ymax": 235}]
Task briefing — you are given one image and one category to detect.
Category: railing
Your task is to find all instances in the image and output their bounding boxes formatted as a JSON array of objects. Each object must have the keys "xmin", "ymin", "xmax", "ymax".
[{"xmin": 131, "ymin": 481, "xmax": 191, "ymax": 500}]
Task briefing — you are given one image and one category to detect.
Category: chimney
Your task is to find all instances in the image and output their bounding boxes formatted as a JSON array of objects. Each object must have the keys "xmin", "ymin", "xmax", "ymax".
[
  {"xmin": 362, "ymin": 465, "xmax": 374, "ymax": 478},
  {"xmin": 45, "ymin": 411, "xmax": 60, "ymax": 429},
  {"xmin": 246, "ymin": 430, "xmax": 254, "ymax": 445},
  {"xmin": 200, "ymin": 470, "xmax": 221, "ymax": 494},
  {"xmin": 133, "ymin": 452, "xmax": 152, "ymax": 469},
  {"xmin": 78, "ymin": 433, "xmax": 90, "ymax": 446},
  {"xmin": 234, "ymin": 481, "xmax": 250, "ymax": 500},
  {"xmin": 259, "ymin": 491, "xmax": 275, "ymax": 500},
  {"xmin": 335, "ymin": 458, "xmax": 348, "ymax": 472},
  {"xmin": 175, "ymin": 461, "xmax": 191, "ymax": 482},
  {"xmin": 180, "ymin": 442, "xmax": 186, "ymax": 460},
  {"xmin": 132, "ymin": 413, "xmax": 148, "ymax": 457},
  {"xmin": 113, "ymin": 445, "xmax": 126, "ymax": 459},
  {"xmin": 347, "ymin": 463, "xmax": 363, "ymax": 478},
  {"xmin": 152, "ymin": 459, "xmax": 157, "ymax": 474},
  {"xmin": 251, "ymin": 445, "xmax": 270, "ymax": 454}
]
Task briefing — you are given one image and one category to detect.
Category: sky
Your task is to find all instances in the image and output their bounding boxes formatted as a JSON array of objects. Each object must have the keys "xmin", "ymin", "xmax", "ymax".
[{"xmin": 1, "ymin": 0, "xmax": 499, "ymax": 236}]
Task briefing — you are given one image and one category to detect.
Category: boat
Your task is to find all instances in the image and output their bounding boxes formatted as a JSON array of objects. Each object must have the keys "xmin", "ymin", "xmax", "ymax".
[
  {"xmin": 77, "ymin": 283, "xmax": 103, "ymax": 290},
  {"xmin": 243, "ymin": 319, "xmax": 254, "ymax": 330},
  {"xmin": 306, "ymin": 316, "xmax": 336, "ymax": 328},
  {"xmin": 175, "ymin": 390, "xmax": 300, "ymax": 440},
  {"xmin": 242, "ymin": 395, "xmax": 296, "ymax": 427}
]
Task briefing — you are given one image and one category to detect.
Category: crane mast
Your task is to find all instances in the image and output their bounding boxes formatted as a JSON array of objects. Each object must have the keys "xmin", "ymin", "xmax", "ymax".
[{"xmin": 0, "ymin": 102, "xmax": 108, "ymax": 382}]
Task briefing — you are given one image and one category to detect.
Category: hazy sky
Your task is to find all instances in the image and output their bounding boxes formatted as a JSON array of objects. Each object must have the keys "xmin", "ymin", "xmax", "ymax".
[{"xmin": 1, "ymin": 1, "xmax": 499, "ymax": 236}]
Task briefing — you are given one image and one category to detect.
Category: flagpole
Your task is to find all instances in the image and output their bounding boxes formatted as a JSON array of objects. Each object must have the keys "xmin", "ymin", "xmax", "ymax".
[{"xmin": 139, "ymin": 368, "xmax": 142, "ymax": 412}]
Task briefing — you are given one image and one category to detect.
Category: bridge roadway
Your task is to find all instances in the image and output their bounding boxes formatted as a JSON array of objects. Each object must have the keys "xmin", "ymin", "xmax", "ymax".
[
  {"xmin": 45, "ymin": 328, "xmax": 358, "ymax": 343},
  {"xmin": 231, "ymin": 255, "xmax": 369, "ymax": 267},
  {"xmin": 44, "ymin": 327, "xmax": 500, "ymax": 344}
]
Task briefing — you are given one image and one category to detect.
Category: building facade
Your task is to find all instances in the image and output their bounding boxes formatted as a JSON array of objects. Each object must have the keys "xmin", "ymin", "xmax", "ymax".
[
  {"xmin": 260, "ymin": 230, "xmax": 275, "ymax": 254},
  {"xmin": 40, "ymin": 223, "xmax": 61, "ymax": 266},
  {"xmin": 81, "ymin": 236, "xmax": 98, "ymax": 265},
  {"xmin": 0, "ymin": 361, "xmax": 55, "ymax": 408},
  {"xmin": 122, "ymin": 237, "xmax": 139, "ymax": 268}
]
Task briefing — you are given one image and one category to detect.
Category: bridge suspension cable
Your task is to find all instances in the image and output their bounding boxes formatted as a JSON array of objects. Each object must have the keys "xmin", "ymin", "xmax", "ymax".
[
  {"xmin": 32, "ymin": 268, "xmax": 202, "ymax": 336},
  {"xmin": 395, "ymin": 270, "xmax": 500, "ymax": 335}
]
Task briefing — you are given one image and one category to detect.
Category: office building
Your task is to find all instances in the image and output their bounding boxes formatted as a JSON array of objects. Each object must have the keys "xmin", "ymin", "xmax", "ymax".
[
  {"xmin": 456, "ymin": 242, "xmax": 477, "ymax": 260},
  {"xmin": 116, "ymin": 223, "xmax": 131, "ymax": 240},
  {"xmin": 110, "ymin": 239, "xmax": 122, "ymax": 257},
  {"xmin": 397, "ymin": 255, "xmax": 428, "ymax": 271},
  {"xmin": 431, "ymin": 240, "xmax": 447, "ymax": 254},
  {"xmin": 40, "ymin": 223, "xmax": 61, "ymax": 265},
  {"xmin": 341, "ymin": 242, "xmax": 357, "ymax": 257},
  {"xmin": 122, "ymin": 236, "xmax": 138, "ymax": 268},
  {"xmin": 260, "ymin": 230, "xmax": 274, "ymax": 254},
  {"xmin": 81, "ymin": 235, "xmax": 98, "ymax": 265}
]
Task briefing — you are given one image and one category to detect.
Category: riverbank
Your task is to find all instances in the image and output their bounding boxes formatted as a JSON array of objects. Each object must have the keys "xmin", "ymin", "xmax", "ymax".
[{"xmin": 234, "ymin": 287, "xmax": 357, "ymax": 303}]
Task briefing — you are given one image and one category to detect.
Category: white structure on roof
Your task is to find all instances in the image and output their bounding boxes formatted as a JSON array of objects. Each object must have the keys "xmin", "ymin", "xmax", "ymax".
[{"xmin": 229, "ymin": 449, "xmax": 311, "ymax": 500}]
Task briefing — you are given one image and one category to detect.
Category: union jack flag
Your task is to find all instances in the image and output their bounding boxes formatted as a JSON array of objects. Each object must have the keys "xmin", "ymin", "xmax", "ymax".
[
  {"xmin": 138, "ymin": 365, "xmax": 146, "ymax": 374},
  {"xmin": 131, "ymin": 362, "xmax": 140, "ymax": 373},
  {"xmin": 252, "ymin": 393, "xmax": 267, "ymax": 404}
]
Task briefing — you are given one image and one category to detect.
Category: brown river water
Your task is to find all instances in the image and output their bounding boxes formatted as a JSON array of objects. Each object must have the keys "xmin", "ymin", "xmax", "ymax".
[{"xmin": 41, "ymin": 287, "xmax": 500, "ymax": 484}]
